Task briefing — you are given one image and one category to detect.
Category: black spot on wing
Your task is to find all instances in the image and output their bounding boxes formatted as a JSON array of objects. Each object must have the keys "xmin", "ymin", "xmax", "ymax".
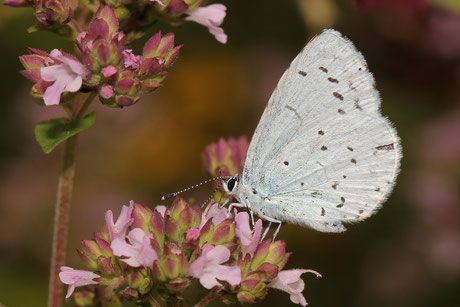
[
  {"xmin": 338, "ymin": 109, "xmax": 345, "ymax": 114},
  {"xmin": 351, "ymin": 158, "xmax": 357, "ymax": 164},
  {"xmin": 376, "ymin": 144, "xmax": 395, "ymax": 150},
  {"xmin": 347, "ymin": 146, "xmax": 353, "ymax": 151},
  {"xmin": 298, "ymin": 70, "xmax": 307, "ymax": 77},
  {"xmin": 328, "ymin": 77, "xmax": 339, "ymax": 83},
  {"xmin": 333, "ymin": 92, "xmax": 344, "ymax": 101},
  {"xmin": 284, "ymin": 161, "xmax": 289, "ymax": 166},
  {"xmin": 321, "ymin": 145, "xmax": 327, "ymax": 151},
  {"xmin": 321, "ymin": 208, "xmax": 326, "ymax": 216},
  {"xmin": 319, "ymin": 66, "xmax": 328, "ymax": 73},
  {"xmin": 318, "ymin": 130, "xmax": 325, "ymax": 135}
]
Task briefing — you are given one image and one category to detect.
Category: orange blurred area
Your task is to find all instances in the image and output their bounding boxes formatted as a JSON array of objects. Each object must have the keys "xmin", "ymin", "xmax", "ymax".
[{"xmin": 1, "ymin": 0, "xmax": 460, "ymax": 306}]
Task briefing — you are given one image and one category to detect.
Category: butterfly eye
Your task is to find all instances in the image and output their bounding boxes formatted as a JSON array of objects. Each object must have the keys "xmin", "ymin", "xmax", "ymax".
[{"xmin": 227, "ymin": 177, "xmax": 237, "ymax": 191}]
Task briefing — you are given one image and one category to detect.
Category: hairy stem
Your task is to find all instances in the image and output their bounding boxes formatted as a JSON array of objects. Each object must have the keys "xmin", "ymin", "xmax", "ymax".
[
  {"xmin": 194, "ymin": 290, "xmax": 222, "ymax": 307},
  {"xmin": 48, "ymin": 135, "xmax": 78, "ymax": 307},
  {"xmin": 48, "ymin": 92, "xmax": 94, "ymax": 307}
]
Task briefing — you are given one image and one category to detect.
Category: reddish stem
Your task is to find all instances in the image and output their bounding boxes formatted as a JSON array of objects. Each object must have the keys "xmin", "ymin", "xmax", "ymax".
[{"xmin": 48, "ymin": 135, "xmax": 78, "ymax": 307}]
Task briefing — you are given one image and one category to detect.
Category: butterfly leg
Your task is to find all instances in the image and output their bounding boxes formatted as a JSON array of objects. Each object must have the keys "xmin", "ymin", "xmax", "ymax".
[
  {"xmin": 219, "ymin": 197, "xmax": 231, "ymax": 209},
  {"xmin": 261, "ymin": 215, "xmax": 282, "ymax": 241},
  {"xmin": 260, "ymin": 222, "xmax": 272, "ymax": 242},
  {"xmin": 227, "ymin": 202, "xmax": 245, "ymax": 217}
]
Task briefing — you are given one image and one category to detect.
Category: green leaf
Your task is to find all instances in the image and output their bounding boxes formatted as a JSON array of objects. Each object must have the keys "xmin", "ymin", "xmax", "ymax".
[{"xmin": 34, "ymin": 112, "xmax": 96, "ymax": 154}]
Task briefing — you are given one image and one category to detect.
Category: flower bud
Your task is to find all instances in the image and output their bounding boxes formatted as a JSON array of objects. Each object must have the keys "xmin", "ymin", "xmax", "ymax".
[
  {"xmin": 250, "ymin": 240, "xmax": 290, "ymax": 272},
  {"xmin": 73, "ymin": 290, "xmax": 95, "ymax": 306},
  {"xmin": 202, "ymin": 136, "xmax": 249, "ymax": 176},
  {"xmin": 33, "ymin": 0, "xmax": 78, "ymax": 26},
  {"xmin": 125, "ymin": 267, "xmax": 153, "ymax": 295},
  {"xmin": 132, "ymin": 202, "xmax": 154, "ymax": 232},
  {"xmin": 152, "ymin": 242, "xmax": 189, "ymax": 283},
  {"xmin": 207, "ymin": 219, "xmax": 235, "ymax": 245}
]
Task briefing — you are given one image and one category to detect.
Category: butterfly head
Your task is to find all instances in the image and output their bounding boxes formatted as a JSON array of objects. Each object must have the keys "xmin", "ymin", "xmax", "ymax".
[{"xmin": 222, "ymin": 174, "xmax": 240, "ymax": 195}]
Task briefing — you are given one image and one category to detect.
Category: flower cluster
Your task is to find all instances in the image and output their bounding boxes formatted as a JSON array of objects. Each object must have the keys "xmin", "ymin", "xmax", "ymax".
[
  {"xmin": 18, "ymin": 5, "xmax": 182, "ymax": 107},
  {"xmin": 202, "ymin": 136, "xmax": 249, "ymax": 176},
  {"xmin": 11, "ymin": 1, "xmax": 228, "ymax": 107},
  {"xmin": 60, "ymin": 199, "xmax": 320, "ymax": 305}
]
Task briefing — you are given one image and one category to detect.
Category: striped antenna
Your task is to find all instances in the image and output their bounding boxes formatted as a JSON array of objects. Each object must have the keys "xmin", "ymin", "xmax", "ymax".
[
  {"xmin": 199, "ymin": 183, "xmax": 222, "ymax": 208},
  {"xmin": 161, "ymin": 175, "xmax": 228, "ymax": 201}
]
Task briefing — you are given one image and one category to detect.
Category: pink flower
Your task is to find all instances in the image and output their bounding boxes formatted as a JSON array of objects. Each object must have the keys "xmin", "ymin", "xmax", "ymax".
[
  {"xmin": 122, "ymin": 49, "xmax": 141, "ymax": 69},
  {"xmin": 235, "ymin": 211, "xmax": 262, "ymax": 257},
  {"xmin": 111, "ymin": 228, "xmax": 158, "ymax": 268},
  {"xmin": 186, "ymin": 4, "xmax": 228, "ymax": 44},
  {"xmin": 59, "ymin": 266, "xmax": 99, "ymax": 299},
  {"xmin": 200, "ymin": 202, "xmax": 228, "ymax": 228},
  {"xmin": 268, "ymin": 269, "xmax": 321, "ymax": 306},
  {"xmin": 188, "ymin": 244, "xmax": 241, "ymax": 289},
  {"xmin": 105, "ymin": 201, "xmax": 134, "ymax": 241},
  {"xmin": 39, "ymin": 49, "xmax": 88, "ymax": 106}
]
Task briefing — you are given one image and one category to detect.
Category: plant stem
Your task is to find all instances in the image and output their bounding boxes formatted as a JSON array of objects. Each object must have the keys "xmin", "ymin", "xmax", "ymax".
[
  {"xmin": 48, "ymin": 135, "xmax": 78, "ymax": 307},
  {"xmin": 194, "ymin": 290, "xmax": 222, "ymax": 307},
  {"xmin": 147, "ymin": 294, "xmax": 162, "ymax": 307},
  {"xmin": 75, "ymin": 92, "xmax": 96, "ymax": 120}
]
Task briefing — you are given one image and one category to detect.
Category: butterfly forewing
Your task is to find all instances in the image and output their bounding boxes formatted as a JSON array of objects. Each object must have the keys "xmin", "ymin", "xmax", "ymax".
[{"xmin": 241, "ymin": 29, "xmax": 401, "ymax": 232}]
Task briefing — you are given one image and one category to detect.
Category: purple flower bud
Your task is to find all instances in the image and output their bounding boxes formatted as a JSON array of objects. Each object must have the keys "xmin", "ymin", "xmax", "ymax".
[
  {"xmin": 167, "ymin": 0, "xmax": 189, "ymax": 15},
  {"xmin": 99, "ymin": 85, "xmax": 115, "ymax": 99},
  {"xmin": 4, "ymin": 0, "xmax": 31, "ymax": 7},
  {"xmin": 101, "ymin": 65, "xmax": 118, "ymax": 80},
  {"xmin": 33, "ymin": 0, "xmax": 78, "ymax": 26},
  {"xmin": 93, "ymin": 5, "xmax": 119, "ymax": 36},
  {"xmin": 115, "ymin": 95, "xmax": 140, "ymax": 107},
  {"xmin": 97, "ymin": 256, "xmax": 119, "ymax": 276}
]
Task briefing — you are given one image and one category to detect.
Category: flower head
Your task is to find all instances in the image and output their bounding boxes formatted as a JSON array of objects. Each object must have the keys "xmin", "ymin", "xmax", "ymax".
[
  {"xmin": 59, "ymin": 266, "xmax": 99, "ymax": 299},
  {"xmin": 186, "ymin": 4, "xmax": 228, "ymax": 43},
  {"xmin": 62, "ymin": 197, "xmax": 317, "ymax": 305}
]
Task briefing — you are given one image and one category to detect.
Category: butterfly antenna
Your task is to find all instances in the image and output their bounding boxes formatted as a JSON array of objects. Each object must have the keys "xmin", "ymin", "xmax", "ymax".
[
  {"xmin": 199, "ymin": 182, "xmax": 222, "ymax": 208},
  {"xmin": 161, "ymin": 176, "xmax": 228, "ymax": 201}
]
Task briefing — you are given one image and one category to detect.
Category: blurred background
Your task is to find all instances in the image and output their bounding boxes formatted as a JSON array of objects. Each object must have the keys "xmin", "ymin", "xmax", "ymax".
[{"xmin": 1, "ymin": 0, "xmax": 460, "ymax": 306}]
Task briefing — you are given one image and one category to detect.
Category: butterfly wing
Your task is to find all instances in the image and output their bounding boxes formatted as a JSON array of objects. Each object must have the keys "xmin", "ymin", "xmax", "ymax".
[{"xmin": 242, "ymin": 29, "xmax": 401, "ymax": 232}]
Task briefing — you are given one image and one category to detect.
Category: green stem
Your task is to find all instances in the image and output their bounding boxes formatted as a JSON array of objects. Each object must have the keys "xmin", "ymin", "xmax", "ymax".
[
  {"xmin": 147, "ymin": 294, "xmax": 162, "ymax": 307},
  {"xmin": 194, "ymin": 290, "xmax": 222, "ymax": 307},
  {"xmin": 74, "ymin": 92, "xmax": 96, "ymax": 120},
  {"xmin": 48, "ymin": 135, "xmax": 78, "ymax": 307}
]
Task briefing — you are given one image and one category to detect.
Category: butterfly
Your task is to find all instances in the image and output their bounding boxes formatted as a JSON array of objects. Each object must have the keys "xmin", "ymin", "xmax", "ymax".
[{"xmin": 220, "ymin": 29, "xmax": 402, "ymax": 239}]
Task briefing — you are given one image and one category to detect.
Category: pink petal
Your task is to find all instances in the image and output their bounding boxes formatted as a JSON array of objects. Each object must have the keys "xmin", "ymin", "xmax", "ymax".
[
  {"xmin": 105, "ymin": 202, "xmax": 134, "ymax": 241},
  {"xmin": 186, "ymin": 4, "xmax": 228, "ymax": 44},
  {"xmin": 201, "ymin": 202, "xmax": 227, "ymax": 228},
  {"xmin": 206, "ymin": 244, "xmax": 230, "ymax": 264},
  {"xmin": 155, "ymin": 205, "xmax": 167, "ymax": 217},
  {"xmin": 59, "ymin": 266, "xmax": 99, "ymax": 299},
  {"xmin": 269, "ymin": 269, "xmax": 321, "ymax": 307}
]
